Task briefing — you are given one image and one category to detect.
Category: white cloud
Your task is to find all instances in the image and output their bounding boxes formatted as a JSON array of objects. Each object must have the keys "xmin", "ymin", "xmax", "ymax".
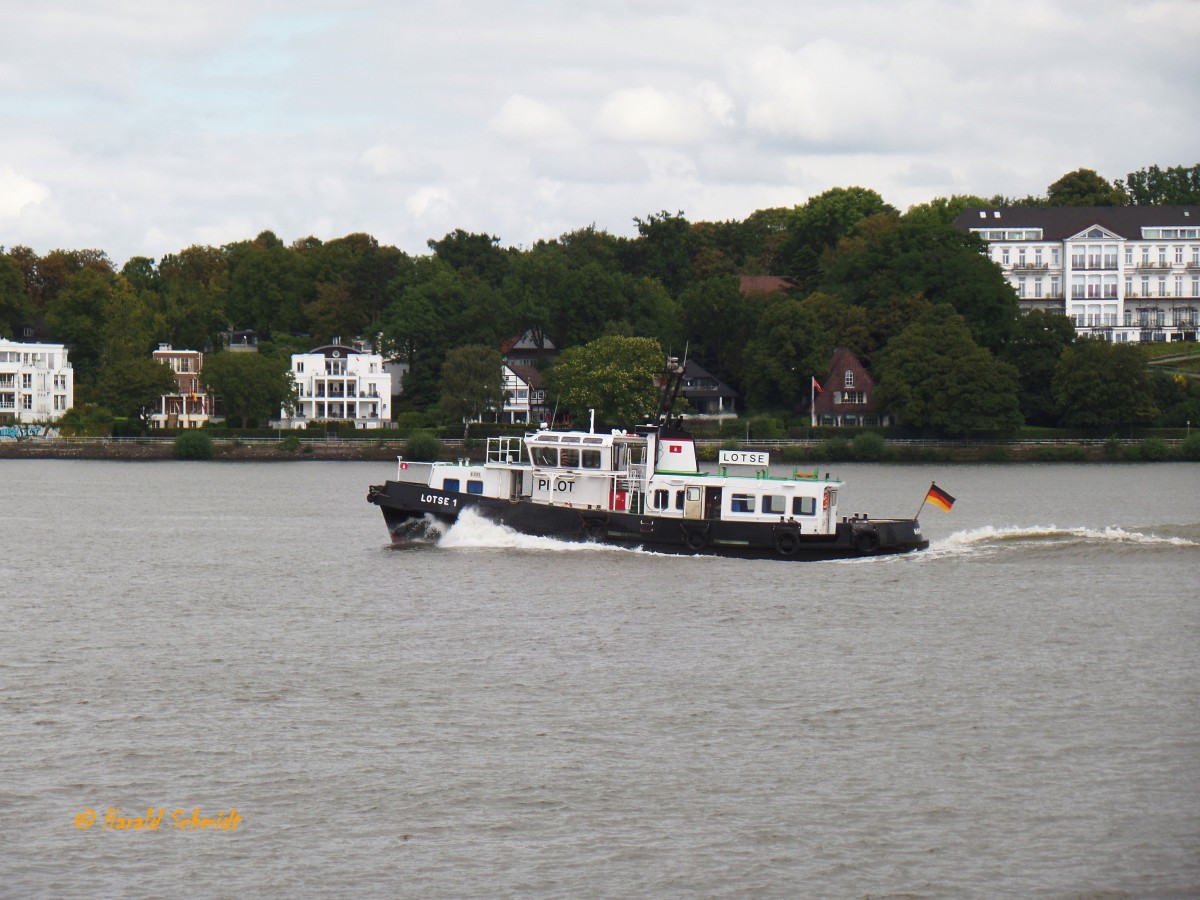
[
  {"xmin": 490, "ymin": 95, "xmax": 580, "ymax": 149},
  {"xmin": 594, "ymin": 85, "xmax": 725, "ymax": 144},
  {"xmin": 0, "ymin": 167, "xmax": 51, "ymax": 219},
  {"xmin": 0, "ymin": 0, "xmax": 1196, "ymax": 262}
]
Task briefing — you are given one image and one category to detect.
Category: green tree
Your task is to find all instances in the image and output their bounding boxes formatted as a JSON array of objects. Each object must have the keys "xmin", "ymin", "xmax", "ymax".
[
  {"xmin": 1052, "ymin": 340, "xmax": 1159, "ymax": 428},
  {"xmin": 439, "ymin": 344, "xmax": 505, "ymax": 431},
  {"xmin": 545, "ymin": 335, "xmax": 664, "ymax": 429},
  {"xmin": 427, "ymin": 229, "xmax": 511, "ymax": 288},
  {"xmin": 45, "ymin": 267, "xmax": 115, "ymax": 385},
  {"xmin": 1045, "ymin": 168, "xmax": 1128, "ymax": 206},
  {"xmin": 1000, "ymin": 310, "xmax": 1076, "ymax": 425},
  {"xmin": 820, "ymin": 214, "xmax": 1019, "ymax": 352},
  {"xmin": 158, "ymin": 245, "xmax": 231, "ymax": 352},
  {"xmin": 677, "ymin": 275, "xmax": 759, "ymax": 386},
  {"xmin": 740, "ymin": 300, "xmax": 831, "ymax": 410},
  {"xmin": 0, "ymin": 251, "xmax": 34, "ymax": 337},
  {"xmin": 95, "ymin": 358, "xmax": 179, "ymax": 423},
  {"xmin": 1116, "ymin": 164, "xmax": 1200, "ymax": 206},
  {"xmin": 875, "ymin": 307, "xmax": 1022, "ymax": 434},
  {"xmin": 225, "ymin": 231, "xmax": 309, "ymax": 335},
  {"xmin": 628, "ymin": 210, "xmax": 698, "ymax": 296},
  {"xmin": 202, "ymin": 351, "xmax": 296, "ymax": 427}
]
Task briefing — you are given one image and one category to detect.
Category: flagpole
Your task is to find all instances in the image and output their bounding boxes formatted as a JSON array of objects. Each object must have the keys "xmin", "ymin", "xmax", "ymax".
[
  {"xmin": 810, "ymin": 376, "xmax": 816, "ymax": 428},
  {"xmin": 914, "ymin": 482, "xmax": 932, "ymax": 520}
]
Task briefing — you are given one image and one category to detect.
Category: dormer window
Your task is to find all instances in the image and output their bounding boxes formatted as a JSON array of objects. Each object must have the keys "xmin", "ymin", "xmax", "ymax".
[{"xmin": 844, "ymin": 370, "xmax": 855, "ymax": 389}]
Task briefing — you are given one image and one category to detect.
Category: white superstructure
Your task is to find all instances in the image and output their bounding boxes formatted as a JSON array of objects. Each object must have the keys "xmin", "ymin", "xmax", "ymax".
[{"xmin": 0, "ymin": 339, "xmax": 74, "ymax": 423}]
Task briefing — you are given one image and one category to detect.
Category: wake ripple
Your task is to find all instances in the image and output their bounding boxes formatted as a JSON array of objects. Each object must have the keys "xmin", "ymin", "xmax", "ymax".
[{"xmin": 924, "ymin": 523, "xmax": 1200, "ymax": 560}]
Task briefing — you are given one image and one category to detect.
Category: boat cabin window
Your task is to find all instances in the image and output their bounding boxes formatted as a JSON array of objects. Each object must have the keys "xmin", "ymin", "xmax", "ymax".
[
  {"xmin": 687, "ymin": 487, "xmax": 701, "ymax": 502},
  {"xmin": 560, "ymin": 448, "xmax": 580, "ymax": 468},
  {"xmin": 532, "ymin": 446, "xmax": 557, "ymax": 466},
  {"xmin": 793, "ymin": 496, "xmax": 816, "ymax": 516},
  {"xmin": 675, "ymin": 490, "xmax": 685, "ymax": 510},
  {"xmin": 652, "ymin": 489, "xmax": 669, "ymax": 510},
  {"xmin": 559, "ymin": 435, "xmax": 580, "ymax": 443},
  {"xmin": 731, "ymin": 493, "xmax": 756, "ymax": 513},
  {"xmin": 581, "ymin": 449, "xmax": 602, "ymax": 468},
  {"xmin": 443, "ymin": 478, "xmax": 460, "ymax": 493},
  {"xmin": 764, "ymin": 495, "xmax": 787, "ymax": 515},
  {"xmin": 467, "ymin": 480, "xmax": 484, "ymax": 494}
]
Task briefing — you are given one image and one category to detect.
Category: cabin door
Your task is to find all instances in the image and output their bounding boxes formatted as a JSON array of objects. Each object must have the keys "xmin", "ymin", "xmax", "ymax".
[
  {"xmin": 703, "ymin": 486, "xmax": 722, "ymax": 520},
  {"xmin": 683, "ymin": 486, "xmax": 704, "ymax": 519}
]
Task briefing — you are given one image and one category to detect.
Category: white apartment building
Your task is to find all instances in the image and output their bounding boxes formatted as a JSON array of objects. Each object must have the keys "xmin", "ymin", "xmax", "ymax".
[
  {"xmin": 954, "ymin": 205, "xmax": 1200, "ymax": 342},
  {"xmin": 0, "ymin": 338, "xmax": 74, "ymax": 423},
  {"xmin": 283, "ymin": 343, "xmax": 392, "ymax": 429}
]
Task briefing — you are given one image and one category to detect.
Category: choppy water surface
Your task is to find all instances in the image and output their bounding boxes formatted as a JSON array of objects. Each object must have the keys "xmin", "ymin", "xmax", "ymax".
[{"xmin": 1, "ymin": 460, "xmax": 1198, "ymax": 898}]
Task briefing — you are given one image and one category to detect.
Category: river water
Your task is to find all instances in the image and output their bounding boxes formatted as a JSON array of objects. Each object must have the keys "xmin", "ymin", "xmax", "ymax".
[{"xmin": 1, "ymin": 459, "xmax": 1197, "ymax": 898}]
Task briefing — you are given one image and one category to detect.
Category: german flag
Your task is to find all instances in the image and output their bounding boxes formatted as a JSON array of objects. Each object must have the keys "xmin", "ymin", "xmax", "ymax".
[{"xmin": 924, "ymin": 483, "xmax": 955, "ymax": 512}]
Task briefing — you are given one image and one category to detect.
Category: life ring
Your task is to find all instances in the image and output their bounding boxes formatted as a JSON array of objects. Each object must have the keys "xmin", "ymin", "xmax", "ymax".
[
  {"xmin": 774, "ymin": 529, "xmax": 801, "ymax": 556},
  {"xmin": 854, "ymin": 527, "xmax": 881, "ymax": 553},
  {"xmin": 582, "ymin": 518, "xmax": 607, "ymax": 541},
  {"xmin": 683, "ymin": 528, "xmax": 707, "ymax": 551},
  {"xmin": 822, "ymin": 490, "xmax": 830, "ymax": 510}
]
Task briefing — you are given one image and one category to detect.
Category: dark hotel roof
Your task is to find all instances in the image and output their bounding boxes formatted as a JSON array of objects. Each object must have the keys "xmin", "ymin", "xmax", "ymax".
[{"xmin": 952, "ymin": 205, "xmax": 1200, "ymax": 240}]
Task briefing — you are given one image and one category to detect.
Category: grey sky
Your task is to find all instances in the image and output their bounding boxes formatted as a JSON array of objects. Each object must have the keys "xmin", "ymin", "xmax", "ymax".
[{"xmin": 2, "ymin": 0, "xmax": 1197, "ymax": 265}]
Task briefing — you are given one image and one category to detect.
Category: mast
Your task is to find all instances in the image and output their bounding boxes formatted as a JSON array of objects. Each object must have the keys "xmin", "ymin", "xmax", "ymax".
[{"xmin": 653, "ymin": 355, "xmax": 687, "ymax": 427}]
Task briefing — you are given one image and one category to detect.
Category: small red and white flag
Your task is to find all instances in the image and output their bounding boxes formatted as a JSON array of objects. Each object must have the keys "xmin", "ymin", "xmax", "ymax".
[
  {"xmin": 812, "ymin": 376, "xmax": 823, "ymax": 394},
  {"xmin": 668, "ymin": 444, "xmax": 682, "ymax": 453}
]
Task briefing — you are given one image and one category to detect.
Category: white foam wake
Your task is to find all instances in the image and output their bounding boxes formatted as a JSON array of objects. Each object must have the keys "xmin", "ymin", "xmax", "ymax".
[
  {"xmin": 921, "ymin": 524, "xmax": 1199, "ymax": 559},
  {"xmin": 435, "ymin": 508, "xmax": 624, "ymax": 553}
]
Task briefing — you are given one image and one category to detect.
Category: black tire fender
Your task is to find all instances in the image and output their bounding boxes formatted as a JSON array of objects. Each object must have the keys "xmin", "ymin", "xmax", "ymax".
[
  {"xmin": 682, "ymin": 526, "xmax": 708, "ymax": 551},
  {"xmin": 581, "ymin": 517, "xmax": 607, "ymax": 541},
  {"xmin": 774, "ymin": 528, "xmax": 801, "ymax": 556},
  {"xmin": 853, "ymin": 525, "xmax": 881, "ymax": 553}
]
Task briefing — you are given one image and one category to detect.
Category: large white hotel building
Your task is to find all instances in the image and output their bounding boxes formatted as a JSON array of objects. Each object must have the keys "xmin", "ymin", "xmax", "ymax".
[
  {"xmin": 0, "ymin": 339, "xmax": 74, "ymax": 424},
  {"xmin": 953, "ymin": 205, "xmax": 1200, "ymax": 342}
]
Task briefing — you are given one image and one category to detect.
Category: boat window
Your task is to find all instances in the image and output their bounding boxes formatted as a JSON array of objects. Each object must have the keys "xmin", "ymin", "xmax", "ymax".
[
  {"xmin": 764, "ymin": 495, "xmax": 786, "ymax": 515},
  {"xmin": 581, "ymin": 449, "xmax": 602, "ymax": 469},
  {"xmin": 538, "ymin": 435, "xmax": 559, "ymax": 442},
  {"xmin": 686, "ymin": 487, "xmax": 701, "ymax": 501},
  {"xmin": 730, "ymin": 494, "xmax": 756, "ymax": 513},
  {"xmin": 443, "ymin": 478, "xmax": 460, "ymax": 493},
  {"xmin": 653, "ymin": 489, "xmax": 669, "ymax": 509},
  {"xmin": 583, "ymin": 437, "xmax": 604, "ymax": 444},
  {"xmin": 793, "ymin": 496, "xmax": 816, "ymax": 516},
  {"xmin": 532, "ymin": 446, "xmax": 557, "ymax": 466},
  {"xmin": 675, "ymin": 490, "xmax": 685, "ymax": 510},
  {"xmin": 560, "ymin": 448, "xmax": 580, "ymax": 468},
  {"xmin": 559, "ymin": 435, "xmax": 580, "ymax": 443},
  {"xmin": 467, "ymin": 480, "xmax": 484, "ymax": 494}
]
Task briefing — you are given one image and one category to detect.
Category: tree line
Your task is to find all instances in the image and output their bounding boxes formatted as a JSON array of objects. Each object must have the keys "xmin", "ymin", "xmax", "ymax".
[{"xmin": 1, "ymin": 163, "xmax": 1198, "ymax": 434}]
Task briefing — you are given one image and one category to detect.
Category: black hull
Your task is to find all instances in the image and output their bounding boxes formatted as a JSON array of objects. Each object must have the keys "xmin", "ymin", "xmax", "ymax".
[{"xmin": 367, "ymin": 480, "xmax": 928, "ymax": 561}]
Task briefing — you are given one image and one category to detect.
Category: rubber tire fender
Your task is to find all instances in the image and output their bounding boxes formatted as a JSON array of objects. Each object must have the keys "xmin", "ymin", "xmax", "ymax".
[
  {"xmin": 774, "ymin": 529, "xmax": 801, "ymax": 556},
  {"xmin": 682, "ymin": 527, "xmax": 707, "ymax": 552},
  {"xmin": 853, "ymin": 525, "xmax": 881, "ymax": 553}
]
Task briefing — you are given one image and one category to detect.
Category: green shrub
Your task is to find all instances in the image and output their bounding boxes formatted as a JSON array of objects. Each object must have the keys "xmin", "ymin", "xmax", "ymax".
[
  {"xmin": 850, "ymin": 431, "xmax": 887, "ymax": 461},
  {"xmin": 1181, "ymin": 433, "xmax": 1200, "ymax": 461},
  {"xmin": 1137, "ymin": 438, "xmax": 1171, "ymax": 461},
  {"xmin": 174, "ymin": 430, "xmax": 214, "ymax": 460},
  {"xmin": 1103, "ymin": 438, "xmax": 1123, "ymax": 460},
  {"xmin": 403, "ymin": 431, "xmax": 442, "ymax": 461},
  {"xmin": 982, "ymin": 445, "xmax": 1011, "ymax": 463},
  {"xmin": 1034, "ymin": 444, "xmax": 1086, "ymax": 462},
  {"xmin": 280, "ymin": 434, "xmax": 302, "ymax": 452}
]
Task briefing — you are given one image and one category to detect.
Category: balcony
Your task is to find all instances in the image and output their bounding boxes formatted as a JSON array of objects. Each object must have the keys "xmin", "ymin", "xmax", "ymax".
[{"xmin": 1133, "ymin": 261, "xmax": 1172, "ymax": 272}]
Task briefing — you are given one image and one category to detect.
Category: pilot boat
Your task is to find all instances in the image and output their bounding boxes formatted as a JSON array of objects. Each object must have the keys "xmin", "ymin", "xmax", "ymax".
[{"xmin": 366, "ymin": 362, "xmax": 928, "ymax": 560}]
